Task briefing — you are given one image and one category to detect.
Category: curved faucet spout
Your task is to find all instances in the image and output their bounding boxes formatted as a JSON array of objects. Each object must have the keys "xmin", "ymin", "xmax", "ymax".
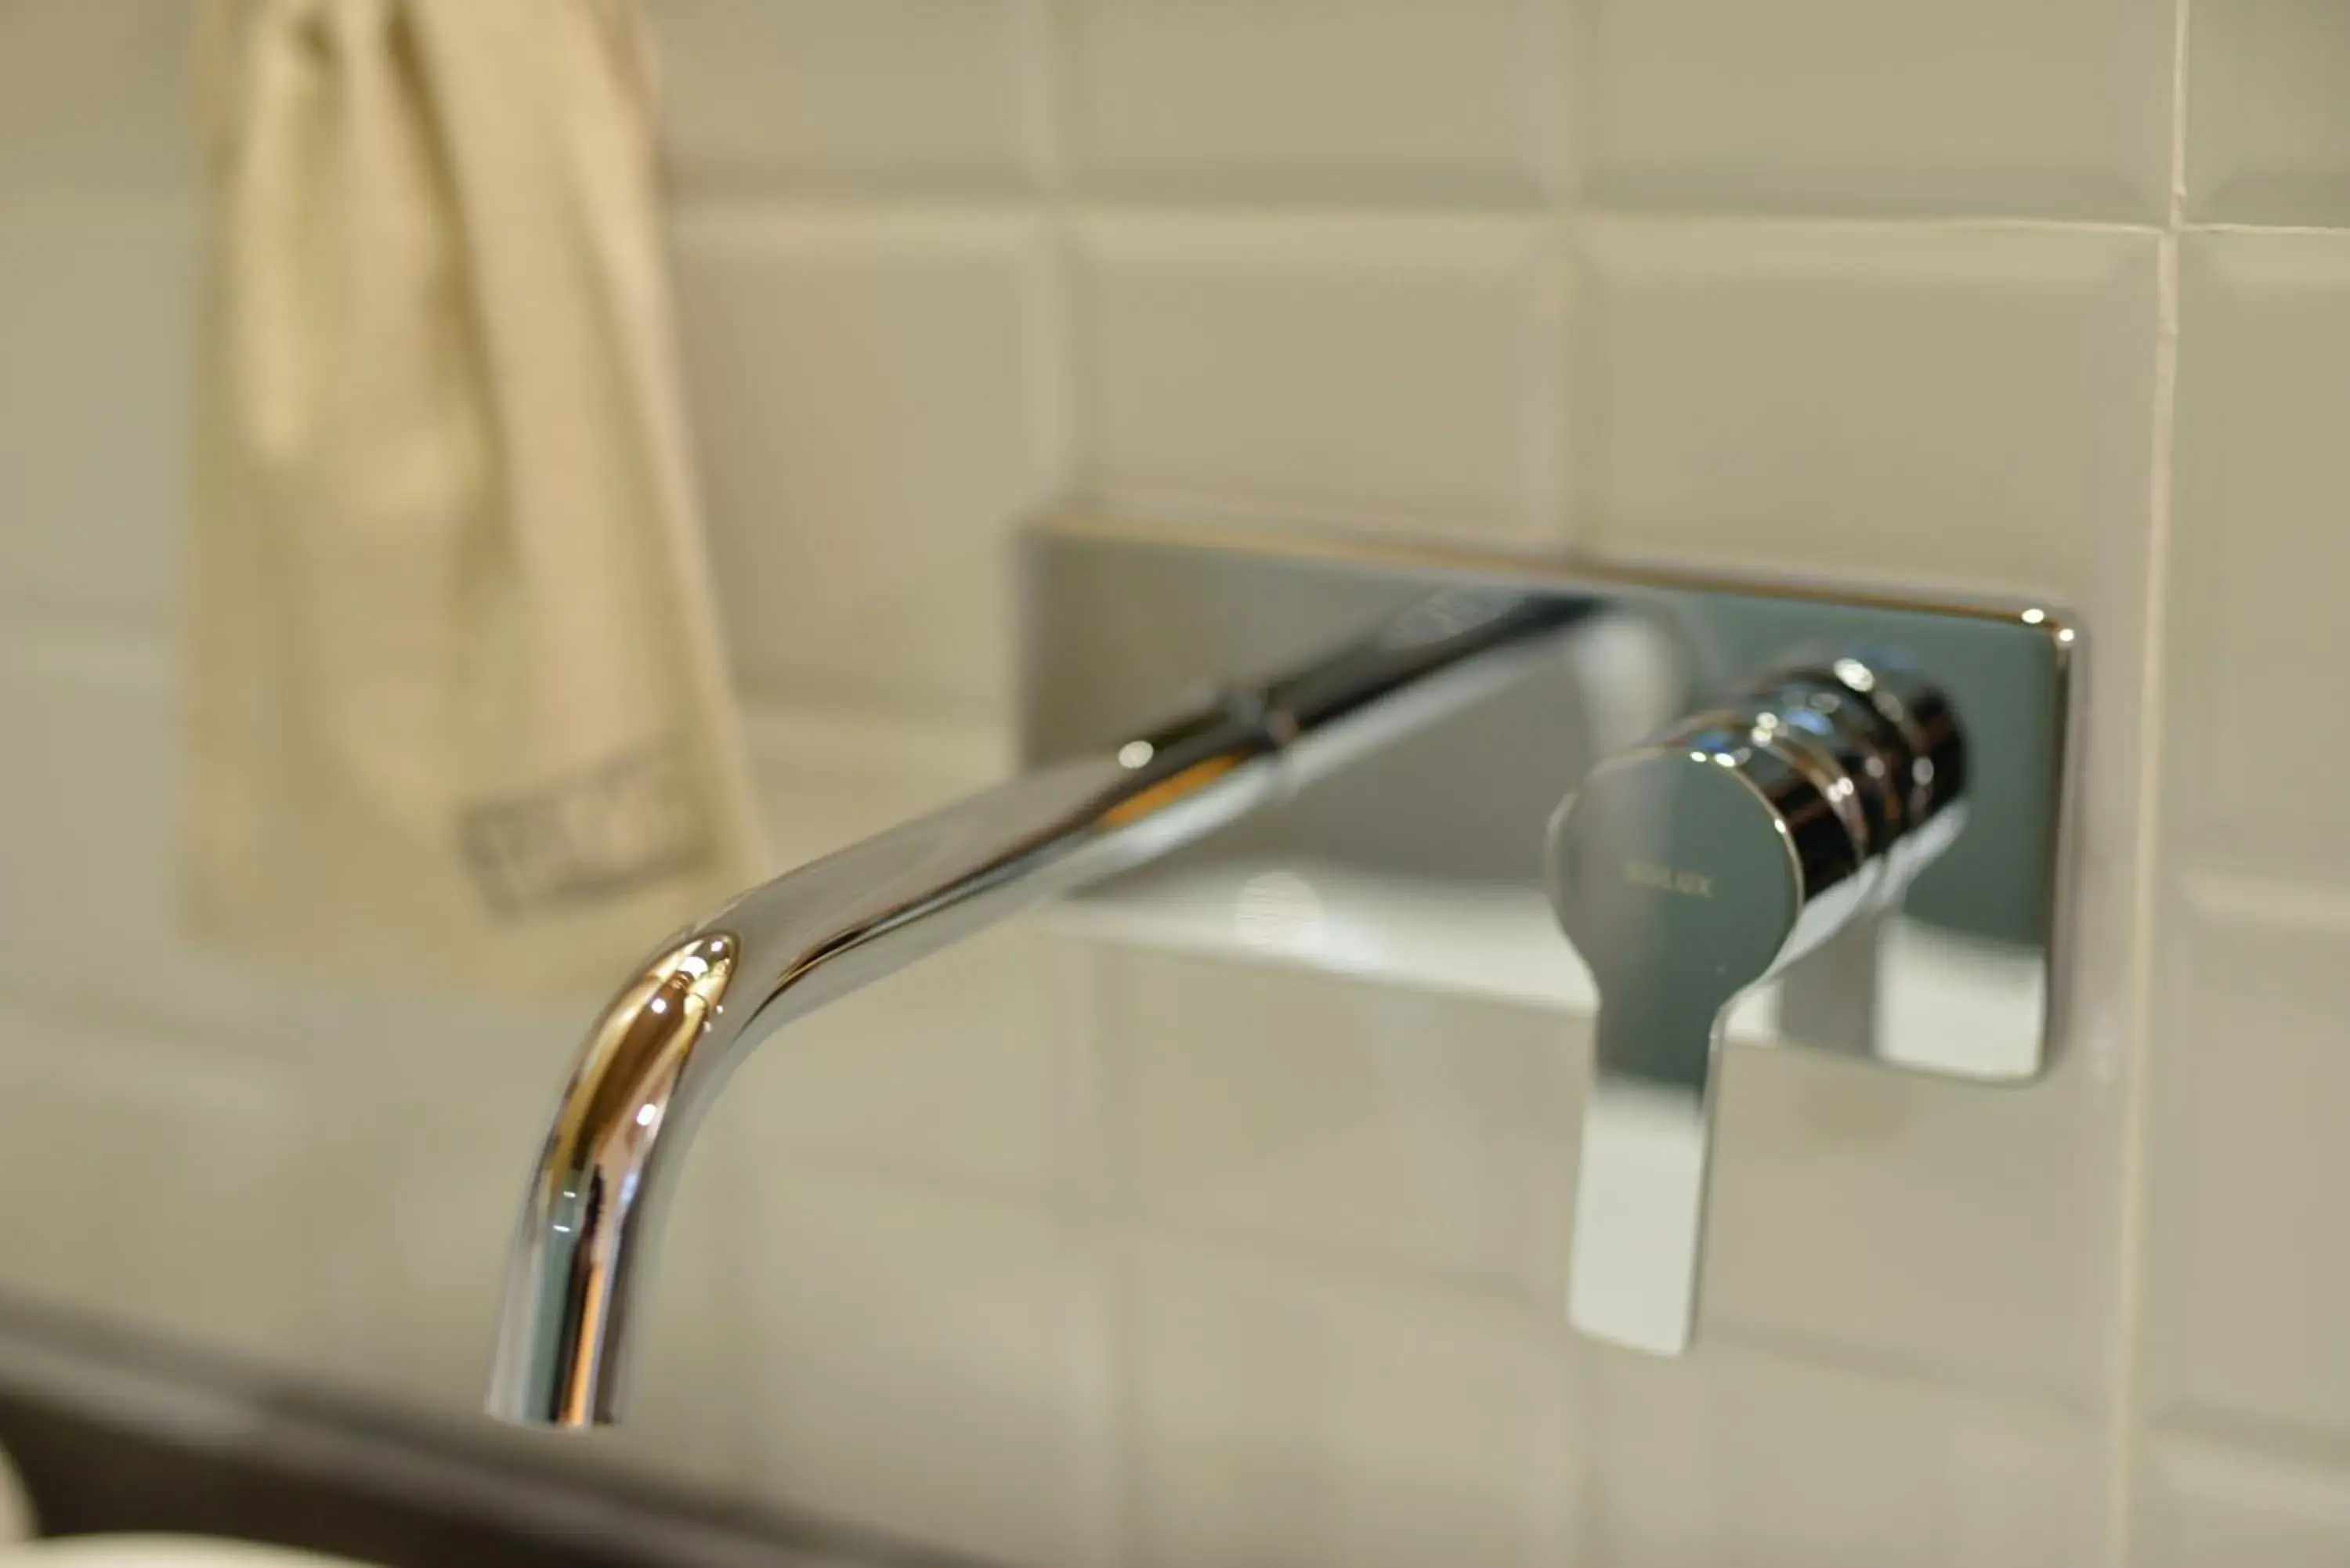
[{"xmin": 488, "ymin": 582, "xmax": 1590, "ymax": 1428}]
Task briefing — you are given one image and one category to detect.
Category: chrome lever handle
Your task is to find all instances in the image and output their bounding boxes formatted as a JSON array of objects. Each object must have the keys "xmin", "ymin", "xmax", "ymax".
[{"xmin": 1549, "ymin": 658, "xmax": 1965, "ymax": 1354}]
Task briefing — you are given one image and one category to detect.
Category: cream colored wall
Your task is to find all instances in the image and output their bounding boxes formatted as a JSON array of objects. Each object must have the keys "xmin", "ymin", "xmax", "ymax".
[{"xmin": 2, "ymin": 2, "xmax": 2349, "ymax": 1564}]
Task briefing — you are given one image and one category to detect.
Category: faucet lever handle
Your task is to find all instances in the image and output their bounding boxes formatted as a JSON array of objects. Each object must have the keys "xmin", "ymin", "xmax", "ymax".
[
  {"xmin": 1549, "ymin": 659, "xmax": 1959, "ymax": 1354},
  {"xmin": 1551, "ymin": 730, "xmax": 1827, "ymax": 1352}
]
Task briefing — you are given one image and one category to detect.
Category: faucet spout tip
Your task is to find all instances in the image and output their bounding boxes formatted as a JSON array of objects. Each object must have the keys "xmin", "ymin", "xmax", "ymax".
[{"xmin": 484, "ymin": 933, "xmax": 740, "ymax": 1429}]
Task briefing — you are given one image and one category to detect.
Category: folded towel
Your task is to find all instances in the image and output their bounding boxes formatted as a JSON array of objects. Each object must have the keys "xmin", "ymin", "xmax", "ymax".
[{"xmin": 188, "ymin": 0, "xmax": 765, "ymax": 999}]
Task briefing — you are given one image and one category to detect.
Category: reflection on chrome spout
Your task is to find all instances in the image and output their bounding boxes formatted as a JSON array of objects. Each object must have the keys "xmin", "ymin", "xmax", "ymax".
[{"xmin": 487, "ymin": 585, "xmax": 1593, "ymax": 1428}]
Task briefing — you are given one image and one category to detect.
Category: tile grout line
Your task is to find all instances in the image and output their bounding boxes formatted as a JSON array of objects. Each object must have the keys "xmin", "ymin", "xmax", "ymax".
[
  {"xmin": 657, "ymin": 194, "xmax": 2350, "ymax": 244},
  {"xmin": 1528, "ymin": 0, "xmax": 1578, "ymax": 557},
  {"xmin": 1031, "ymin": 2, "xmax": 1087, "ymax": 522},
  {"xmin": 1551, "ymin": 7, "xmax": 1596, "ymax": 1552},
  {"xmin": 2102, "ymin": 0, "xmax": 2193, "ymax": 1561},
  {"xmin": 649, "ymin": 185, "xmax": 2350, "ymax": 241},
  {"xmin": 1020, "ymin": 14, "xmax": 1146, "ymax": 1568}
]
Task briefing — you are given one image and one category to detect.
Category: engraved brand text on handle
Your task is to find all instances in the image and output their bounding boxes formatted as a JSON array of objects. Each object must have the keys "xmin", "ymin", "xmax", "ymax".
[{"xmin": 1624, "ymin": 858, "xmax": 1715, "ymax": 898}]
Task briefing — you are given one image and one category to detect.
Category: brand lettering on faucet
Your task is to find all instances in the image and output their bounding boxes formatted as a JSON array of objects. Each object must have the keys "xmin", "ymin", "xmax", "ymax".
[{"xmin": 1623, "ymin": 858, "xmax": 1714, "ymax": 898}]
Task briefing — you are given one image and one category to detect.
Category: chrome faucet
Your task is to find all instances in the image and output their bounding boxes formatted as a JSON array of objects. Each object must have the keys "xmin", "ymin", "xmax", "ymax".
[
  {"xmin": 486, "ymin": 519, "xmax": 2073, "ymax": 1424},
  {"xmin": 487, "ymin": 580, "xmax": 1590, "ymax": 1426}
]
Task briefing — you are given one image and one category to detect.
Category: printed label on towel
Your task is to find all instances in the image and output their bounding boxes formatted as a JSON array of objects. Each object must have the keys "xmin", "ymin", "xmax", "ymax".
[{"xmin": 459, "ymin": 741, "xmax": 713, "ymax": 916}]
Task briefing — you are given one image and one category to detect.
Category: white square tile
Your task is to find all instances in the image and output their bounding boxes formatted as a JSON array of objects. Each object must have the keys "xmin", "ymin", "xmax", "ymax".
[
  {"xmin": 2141, "ymin": 1437, "xmax": 2350, "ymax": 1568},
  {"xmin": 722, "ymin": 918, "xmax": 1066, "ymax": 1194},
  {"xmin": 1092, "ymin": 945, "xmax": 1573, "ymax": 1295},
  {"xmin": 743, "ymin": 699, "xmax": 1010, "ymax": 869},
  {"xmin": 650, "ymin": 0, "xmax": 1046, "ymax": 193},
  {"xmin": 2186, "ymin": 0, "xmax": 2350, "ymax": 224},
  {"xmin": 1582, "ymin": 0, "xmax": 2173, "ymax": 219},
  {"xmin": 1061, "ymin": 0, "xmax": 1565, "ymax": 201},
  {"xmin": 1076, "ymin": 213, "xmax": 1563, "ymax": 544},
  {"xmin": 1577, "ymin": 1347, "xmax": 2104, "ymax": 1567},
  {"xmin": 0, "ymin": 1003, "xmax": 331, "ymax": 1376},
  {"xmin": 2142, "ymin": 873, "xmax": 2350, "ymax": 1438},
  {"xmin": 674, "ymin": 211, "xmax": 1058, "ymax": 721},
  {"xmin": 0, "ymin": 630, "xmax": 274, "ymax": 1034},
  {"xmin": 1576, "ymin": 219, "xmax": 2160, "ymax": 603},
  {"xmin": 0, "ymin": 198, "xmax": 191, "ymax": 623},
  {"xmin": 1128, "ymin": 1241, "xmax": 1570, "ymax": 1568},
  {"xmin": 2167, "ymin": 232, "xmax": 2350, "ymax": 863},
  {"xmin": 732, "ymin": 1170, "xmax": 1113, "ymax": 1567},
  {"xmin": 0, "ymin": 0, "xmax": 193, "ymax": 199},
  {"xmin": 1702, "ymin": 1037, "xmax": 2124, "ymax": 1397}
]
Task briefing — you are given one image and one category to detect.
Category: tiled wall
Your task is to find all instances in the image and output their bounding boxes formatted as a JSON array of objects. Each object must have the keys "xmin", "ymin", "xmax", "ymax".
[{"xmin": 2, "ymin": 2, "xmax": 2349, "ymax": 1564}]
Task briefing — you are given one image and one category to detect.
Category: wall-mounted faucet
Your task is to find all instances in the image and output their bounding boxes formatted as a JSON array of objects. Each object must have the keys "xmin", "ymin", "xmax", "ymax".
[
  {"xmin": 487, "ymin": 518, "xmax": 2074, "ymax": 1428},
  {"xmin": 488, "ymin": 569, "xmax": 1591, "ymax": 1426}
]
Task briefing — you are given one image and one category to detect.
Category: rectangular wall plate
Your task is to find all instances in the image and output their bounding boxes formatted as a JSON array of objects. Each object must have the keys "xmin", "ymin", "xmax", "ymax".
[{"xmin": 1021, "ymin": 515, "xmax": 2077, "ymax": 1083}]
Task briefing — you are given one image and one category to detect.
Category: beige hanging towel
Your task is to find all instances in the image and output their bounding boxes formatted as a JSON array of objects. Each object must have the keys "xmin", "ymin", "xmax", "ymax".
[{"xmin": 189, "ymin": 0, "xmax": 766, "ymax": 999}]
